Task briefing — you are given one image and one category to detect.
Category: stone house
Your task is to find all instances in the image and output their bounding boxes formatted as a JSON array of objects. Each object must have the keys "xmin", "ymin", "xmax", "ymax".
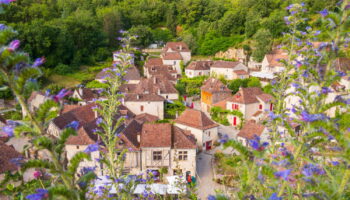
[
  {"xmin": 132, "ymin": 75, "xmax": 179, "ymax": 101},
  {"xmin": 96, "ymin": 65, "xmax": 141, "ymax": 85},
  {"xmin": 174, "ymin": 109, "xmax": 219, "ymax": 151},
  {"xmin": 185, "ymin": 61, "xmax": 213, "ymax": 78},
  {"xmin": 0, "ymin": 141, "xmax": 23, "ymax": 181},
  {"xmin": 236, "ymin": 120, "xmax": 269, "ymax": 147},
  {"xmin": 162, "ymin": 42, "xmax": 191, "ymax": 64},
  {"xmin": 72, "ymin": 88, "xmax": 99, "ymax": 106},
  {"xmin": 200, "ymin": 78, "xmax": 232, "ymax": 113},
  {"xmin": 215, "ymin": 87, "xmax": 273, "ymax": 127},
  {"xmin": 210, "ymin": 61, "xmax": 248, "ymax": 80},
  {"xmin": 24, "ymin": 91, "xmax": 49, "ymax": 116},
  {"xmin": 123, "ymin": 93, "xmax": 165, "ymax": 120},
  {"xmin": 261, "ymin": 49, "xmax": 288, "ymax": 74}
]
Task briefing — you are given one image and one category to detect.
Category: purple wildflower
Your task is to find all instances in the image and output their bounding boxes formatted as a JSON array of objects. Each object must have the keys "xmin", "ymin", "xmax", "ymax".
[
  {"xmin": 302, "ymin": 70, "xmax": 309, "ymax": 78},
  {"xmin": 330, "ymin": 161, "xmax": 339, "ymax": 166},
  {"xmin": 65, "ymin": 121, "xmax": 79, "ymax": 130},
  {"xmin": 8, "ymin": 40, "xmax": 20, "ymax": 51},
  {"xmin": 291, "ymin": 83, "xmax": 300, "ymax": 88},
  {"xmin": 274, "ymin": 169, "xmax": 292, "ymax": 180},
  {"xmin": 119, "ymin": 29, "xmax": 127, "ymax": 34},
  {"xmin": 26, "ymin": 189, "xmax": 49, "ymax": 200},
  {"xmin": 0, "ymin": 24, "xmax": 7, "ymax": 30},
  {"xmin": 302, "ymin": 164, "xmax": 325, "ymax": 177},
  {"xmin": 268, "ymin": 112, "xmax": 279, "ymax": 120},
  {"xmin": 314, "ymin": 30, "xmax": 321, "ymax": 36},
  {"xmin": 319, "ymin": 9, "xmax": 328, "ymax": 17},
  {"xmin": 52, "ymin": 89, "xmax": 71, "ymax": 102},
  {"xmin": 321, "ymin": 87, "xmax": 332, "ymax": 94},
  {"xmin": 84, "ymin": 143, "xmax": 99, "ymax": 153},
  {"xmin": 219, "ymin": 134, "xmax": 229, "ymax": 144},
  {"xmin": 248, "ymin": 136, "xmax": 269, "ymax": 151},
  {"xmin": 336, "ymin": 71, "xmax": 346, "ymax": 77},
  {"xmin": 286, "ymin": 4, "xmax": 294, "ymax": 10},
  {"xmin": 32, "ymin": 57, "xmax": 46, "ymax": 68},
  {"xmin": 284, "ymin": 16, "xmax": 291, "ymax": 25},
  {"xmin": 0, "ymin": 0, "xmax": 16, "ymax": 4},
  {"xmin": 300, "ymin": 111, "xmax": 326, "ymax": 122},
  {"xmin": 9, "ymin": 157, "xmax": 23, "ymax": 166},
  {"xmin": 268, "ymin": 193, "xmax": 282, "ymax": 200},
  {"xmin": 2, "ymin": 126, "xmax": 14, "ymax": 137},
  {"xmin": 207, "ymin": 195, "xmax": 216, "ymax": 200},
  {"xmin": 96, "ymin": 118, "xmax": 103, "ymax": 125},
  {"xmin": 117, "ymin": 37, "xmax": 123, "ymax": 41},
  {"xmin": 80, "ymin": 166, "xmax": 96, "ymax": 175}
]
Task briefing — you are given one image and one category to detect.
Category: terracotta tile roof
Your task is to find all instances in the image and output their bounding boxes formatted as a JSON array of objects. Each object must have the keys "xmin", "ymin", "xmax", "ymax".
[
  {"xmin": 228, "ymin": 87, "xmax": 268, "ymax": 104},
  {"xmin": 141, "ymin": 123, "xmax": 172, "ymax": 147},
  {"xmin": 256, "ymin": 93, "xmax": 274, "ymax": 103},
  {"xmin": 66, "ymin": 120, "xmax": 98, "ymax": 145},
  {"xmin": 186, "ymin": 61, "xmax": 213, "ymax": 70},
  {"xmin": 145, "ymin": 58, "xmax": 163, "ymax": 66},
  {"xmin": 119, "ymin": 119, "xmax": 143, "ymax": 150},
  {"xmin": 234, "ymin": 70, "xmax": 249, "ymax": 75},
  {"xmin": 124, "ymin": 93, "xmax": 164, "ymax": 102},
  {"xmin": 61, "ymin": 105, "xmax": 81, "ymax": 114},
  {"xmin": 162, "ymin": 52, "xmax": 183, "ymax": 60},
  {"xmin": 120, "ymin": 84, "xmax": 137, "ymax": 93},
  {"xmin": 333, "ymin": 57, "xmax": 350, "ymax": 72},
  {"xmin": 174, "ymin": 109, "xmax": 218, "ymax": 130},
  {"xmin": 163, "ymin": 42, "xmax": 190, "ymax": 52},
  {"xmin": 134, "ymin": 113, "xmax": 159, "ymax": 123},
  {"xmin": 173, "ymin": 126, "xmax": 196, "ymax": 149},
  {"xmin": 140, "ymin": 123, "xmax": 196, "ymax": 149},
  {"xmin": 211, "ymin": 61, "xmax": 242, "ymax": 69},
  {"xmin": 124, "ymin": 65, "xmax": 141, "ymax": 81},
  {"xmin": 237, "ymin": 120, "xmax": 266, "ymax": 140},
  {"xmin": 146, "ymin": 65, "xmax": 177, "ymax": 81},
  {"xmin": 265, "ymin": 53, "xmax": 288, "ymax": 67},
  {"xmin": 201, "ymin": 78, "xmax": 231, "ymax": 93},
  {"xmin": 52, "ymin": 103, "xmax": 97, "ymax": 129},
  {"xmin": 76, "ymin": 88, "xmax": 98, "ymax": 101},
  {"xmin": 0, "ymin": 141, "xmax": 23, "ymax": 173},
  {"xmin": 96, "ymin": 65, "xmax": 140, "ymax": 81},
  {"xmin": 134, "ymin": 75, "xmax": 178, "ymax": 94}
]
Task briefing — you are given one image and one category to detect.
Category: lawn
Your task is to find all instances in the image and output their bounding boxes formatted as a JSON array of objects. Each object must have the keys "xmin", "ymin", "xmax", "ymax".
[{"xmin": 48, "ymin": 62, "xmax": 110, "ymax": 88}]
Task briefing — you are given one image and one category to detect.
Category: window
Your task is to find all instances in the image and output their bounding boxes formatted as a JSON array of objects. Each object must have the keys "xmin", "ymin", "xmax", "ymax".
[
  {"xmin": 140, "ymin": 105, "xmax": 144, "ymax": 112},
  {"xmin": 153, "ymin": 151, "xmax": 162, "ymax": 161},
  {"xmin": 232, "ymin": 104, "xmax": 239, "ymax": 110},
  {"xmin": 259, "ymin": 104, "xmax": 263, "ymax": 110},
  {"xmin": 199, "ymin": 72, "xmax": 202, "ymax": 75},
  {"xmin": 207, "ymin": 131, "xmax": 211, "ymax": 137},
  {"xmin": 166, "ymin": 95, "xmax": 169, "ymax": 99},
  {"xmin": 178, "ymin": 151, "xmax": 188, "ymax": 161},
  {"xmin": 76, "ymin": 146, "xmax": 79, "ymax": 149}
]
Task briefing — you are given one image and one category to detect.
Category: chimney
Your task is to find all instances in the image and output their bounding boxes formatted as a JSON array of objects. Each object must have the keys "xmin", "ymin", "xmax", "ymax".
[
  {"xmin": 153, "ymin": 77, "xmax": 157, "ymax": 84},
  {"xmin": 94, "ymin": 110, "xmax": 98, "ymax": 119},
  {"xmin": 157, "ymin": 88, "xmax": 161, "ymax": 95},
  {"xmin": 136, "ymin": 94, "xmax": 140, "ymax": 100},
  {"xmin": 179, "ymin": 45, "xmax": 182, "ymax": 50},
  {"xmin": 79, "ymin": 88, "xmax": 83, "ymax": 95},
  {"xmin": 137, "ymin": 134, "xmax": 141, "ymax": 143}
]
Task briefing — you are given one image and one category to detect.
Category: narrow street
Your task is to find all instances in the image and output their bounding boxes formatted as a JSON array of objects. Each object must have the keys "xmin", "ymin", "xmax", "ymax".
[{"xmin": 196, "ymin": 151, "xmax": 224, "ymax": 199}]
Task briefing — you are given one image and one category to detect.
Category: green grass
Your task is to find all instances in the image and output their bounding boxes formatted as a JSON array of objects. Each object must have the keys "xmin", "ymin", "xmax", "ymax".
[{"xmin": 48, "ymin": 62, "xmax": 111, "ymax": 87}]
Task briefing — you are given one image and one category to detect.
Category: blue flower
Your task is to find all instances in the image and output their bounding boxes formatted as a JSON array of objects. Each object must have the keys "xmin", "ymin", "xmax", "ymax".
[
  {"xmin": 65, "ymin": 121, "xmax": 79, "ymax": 130},
  {"xmin": 248, "ymin": 136, "xmax": 268, "ymax": 151},
  {"xmin": 0, "ymin": 24, "xmax": 8, "ymax": 30},
  {"xmin": 8, "ymin": 40, "xmax": 20, "ymax": 51},
  {"xmin": 84, "ymin": 143, "xmax": 99, "ymax": 153},
  {"xmin": 329, "ymin": 161, "xmax": 339, "ymax": 166},
  {"xmin": 96, "ymin": 118, "xmax": 103, "ymax": 126},
  {"xmin": 268, "ymin": 193, "xmax": 282, "ymax": 200},
  {"xmin": 26, "ymin": 189, "xmax": 48, "ymax": 200},
  {"xmin": 219, "ymin": 134, "xmax": 229, "ymax": 144},
  {"xmin": 2, "ymin": 126, "xmax": 14, "ymax": 137},
  {"xmin": 319, "ymin": 9, "xmax": 328, "ymax": 17},
  {"xmin": 274, "ymin": 169, "xmax": 292, "ymax": 180},
  {"xmin": 302, "ymin": 164, "xmax": 325, "ymax": 177},
  {"xmin": 52, "ymin": 89, "xmax": 71, "ymax": 102},
  {"xmin": 207, "ymin": 195, "xmax": 216, "ymax": 200},
  {"xmin": 336, "ymin": 71, "xmax": 346, "ymax": 77},
  {"xmin": 314, "ymin": 30, "xmax": 321, "ymax": 36},
  {"xmin": 80, "ymin": 166, "xmax": 96, "ymax": 175},
  {"xmin": 321, "ymin": 87, "xmax": 332, "ymax": 94},
  {"xmin": 268, "ymin": 112, "xmax": 279, "ymax": 120},
  {"xmin": 300, "ymin": 111, "xmax": 326, "ymax": 122},
  {"xmin": 0, "ymin": 0, "xmax": 16, "ymax": 5},
  {"xmin": 9, "ymin": 157, "xmax": 24, "ymax": 166},
  {"xmin": 302, "ymin": 70, "xmax": 309, "ymax": 78},
  {"xmin": 32, "ymin": 57, "xmax": 46, "ymax": 68}
]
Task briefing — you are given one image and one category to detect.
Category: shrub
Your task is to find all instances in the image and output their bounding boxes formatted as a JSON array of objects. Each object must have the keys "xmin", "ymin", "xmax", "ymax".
[
  {"xmin": 85, "ymin": 80, "xmax": 108, "ymax": 89},
  {"xmin": 54, "ymin": 63, "xmax": 72, "ymax": 75}
]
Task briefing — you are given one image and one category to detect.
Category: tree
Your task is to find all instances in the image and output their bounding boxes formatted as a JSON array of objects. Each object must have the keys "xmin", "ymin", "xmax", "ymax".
[
  {"xmin": 252, "ymin": 28, "xmax": 272, "ymax": 62},
  {"xmin": 151, "ymin": 28, "xmax": 173, "ymax": 45},
  {"xmin": 128, "ymin": 25, "xmax": 153, "ymax": 47},
  {"xmin": 247, "ymin": 77, "xmax": 262, "ymax": 88}
]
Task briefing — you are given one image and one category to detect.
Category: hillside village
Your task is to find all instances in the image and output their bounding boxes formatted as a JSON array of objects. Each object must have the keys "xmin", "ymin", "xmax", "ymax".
[{"xmin": 1, "ymin": 39, "xmax": 349, "ymax": 198}]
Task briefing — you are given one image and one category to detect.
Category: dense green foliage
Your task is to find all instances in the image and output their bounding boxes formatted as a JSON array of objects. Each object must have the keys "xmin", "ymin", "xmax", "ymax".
[
  {"xmin": 176, "ymin": 76, "xmax": 207, "ymax": 96},
  {"xmin": 0, "ymin": 0, "xmax": 339, "ymax": 70},
  {"xmin": 227, "ymin": 77, "xmax": 262, "ymax": 94}
]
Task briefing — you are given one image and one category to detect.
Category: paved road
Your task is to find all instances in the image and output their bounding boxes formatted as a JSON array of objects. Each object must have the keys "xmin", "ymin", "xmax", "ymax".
[{"xmin": 196, "ymin": 152, "xmax": 224, "ymax": 199}]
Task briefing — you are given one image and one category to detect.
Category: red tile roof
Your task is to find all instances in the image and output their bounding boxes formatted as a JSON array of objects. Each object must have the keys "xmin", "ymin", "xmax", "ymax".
[
  {"xmin": 237, "ymin": 120, "xmax": 266, "ymax": 140},
  {"xmin": 134, "ymin": 75, "xmax": 178, "ymax": 94},
  {"xmin": 66, "ymin": 120, "xmax": 98, "ymax": 145},
  {"xmin": 228, "ymin": 87, "xmax": 272, "ymax": 104},
  {"xmin": 201, "ymin": 78, "xmax": 231, "ymax": 93},
  {"xmin": 141, "ymin": 123, "xmax": 172, "ymax": 147},
  {"xmin": 186, "ymin": 61, "xmax": 214, "ymax": 70},
  {"xmin": 124, "ymin": 93, "xmax": 164, "ymax": 102},
  {"xmin": 134, "ymin": 113, "xmax": 159, "ymax": 124},
  {"xmin": 145, "ymin": 58, "xmax": 163, "ymax": 66},
  {"xmin": 96, "ymin": 65, "xmax": 141, "ymax": 81},
  {"xmin": 162, "ymin": 52, "xmax": 183, "ymax": 60},
  {"xmin": 211, "ymin": 61, "xmax": 242, "ymax": 69},
  {"xmin": 234, "ymin": 70, "xmax": 249, "ymax": 75},
  {"xmin": 76, "ymin": 88, "xmax": 98, "ymax": 101},
  {"xmin": 120, "ymin": 84, "xmax": 138, "ymax": 93},
  {"xmin": 0, "ymin": 141, "xmax": 22, "ymax": 173},
  {"xmin": 61, "ymin": 105, "xmax": 81, "ymax": 114},
  {"xmin": 265, "ymin": 53, "xmax": 288, "ymax": 67},
  {"xmin": 140, "ymin": 123, "xmax": 196, "ymax": 149},
  {"xmin": 163, "ymin": 42, "xmax": 190, "ymax": 53},
  {"xmin": 119, "ymin": 119, "xmax": 143, "ymax": 150},
  {"xmin": 174, "ymin": 109, "xmax": 218, "ymax": 130}
]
